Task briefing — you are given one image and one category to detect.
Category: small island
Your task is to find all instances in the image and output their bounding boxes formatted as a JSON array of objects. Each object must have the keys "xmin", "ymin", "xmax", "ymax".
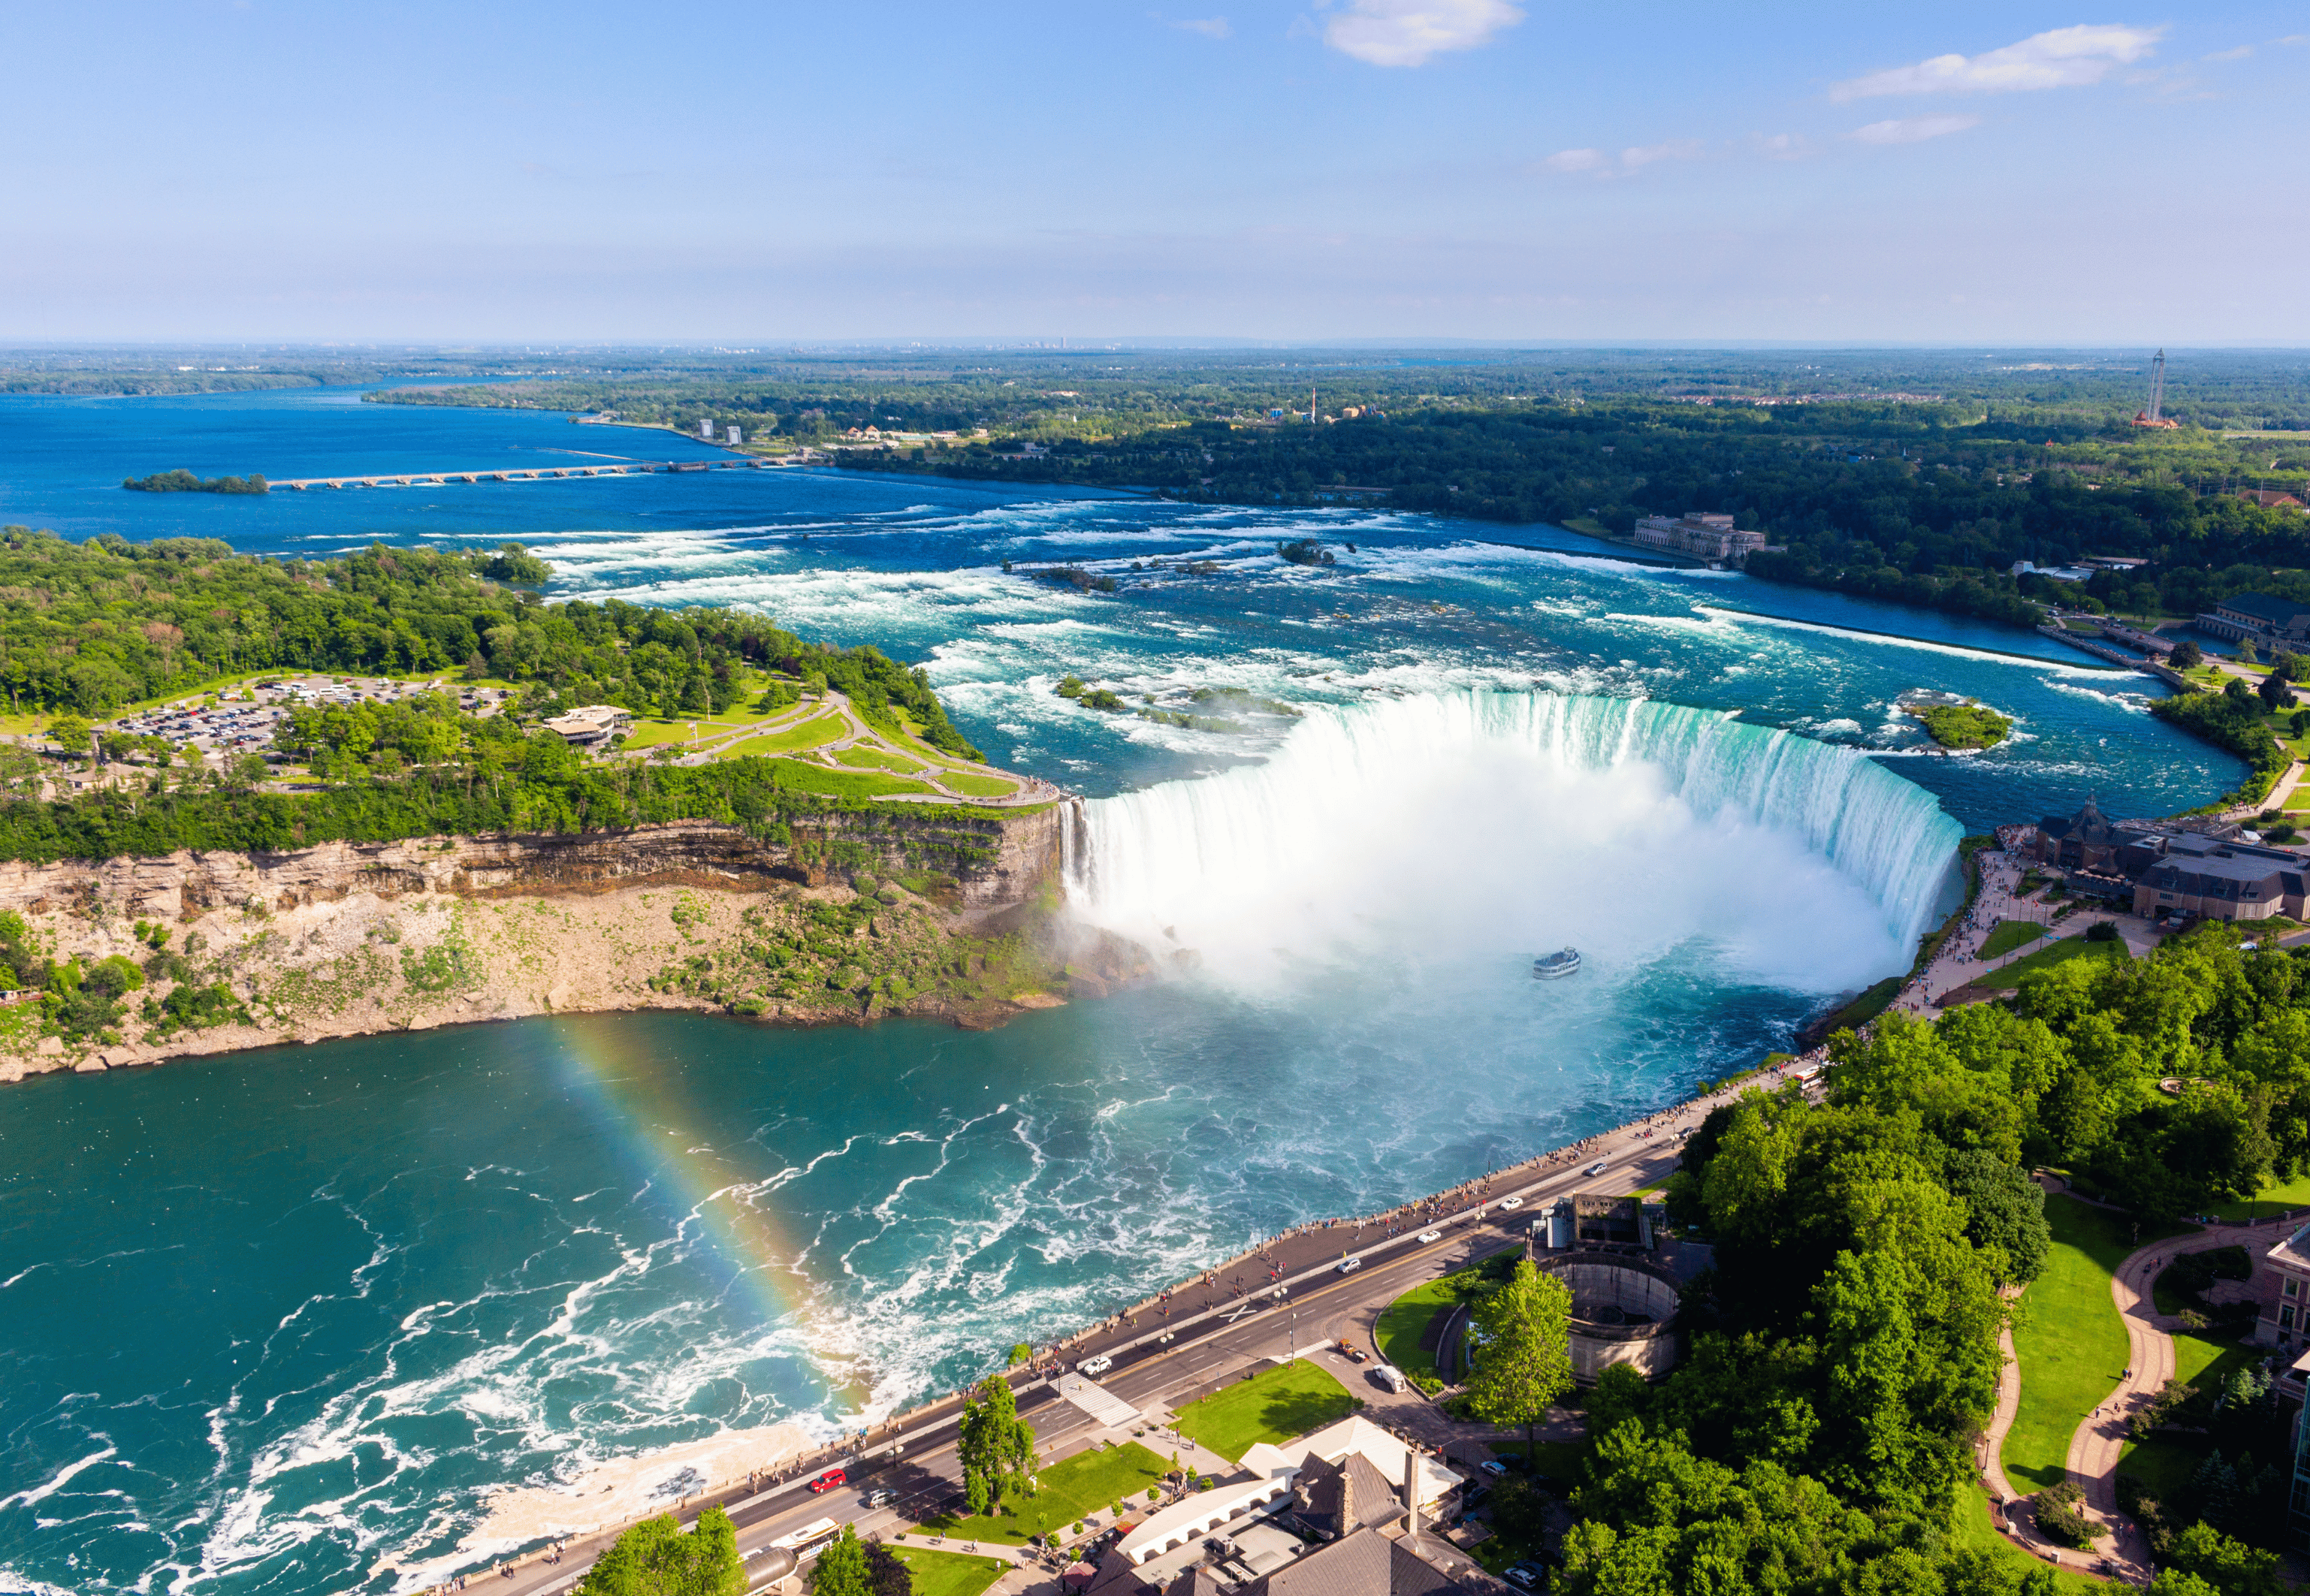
[
  {"xmin": 1907, "ymin": 698, "xmax": 2013, "ymax": 749},
  {"xmin": 122, "ymin": 469, "xmax": 268, "ymax": 494}
]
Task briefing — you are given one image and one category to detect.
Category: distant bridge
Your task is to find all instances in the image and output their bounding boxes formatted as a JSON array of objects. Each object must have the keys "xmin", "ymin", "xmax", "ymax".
[{"xmin": 270, "ymin": 457, "xmax": 793, "ymax": 490}]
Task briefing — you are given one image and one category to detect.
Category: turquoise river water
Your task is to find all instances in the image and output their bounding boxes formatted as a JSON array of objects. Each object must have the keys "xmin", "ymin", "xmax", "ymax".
[{"xmin": 0, "ymin": 387, "xmax": 2232, "ymax": 1594}]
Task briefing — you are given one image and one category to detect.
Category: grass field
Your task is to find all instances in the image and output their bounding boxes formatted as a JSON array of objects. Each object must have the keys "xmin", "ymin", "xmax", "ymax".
[
  {"xmin": 761, "ymin": 759, "xmax": 934, "ymax": 799},
  {"xmin": 2004, "ymin": 1196, "xmax": 2188, "ymax": 1491},
  {"xmin": 726, "ymin": 712, "xmax": 844, "ymax": 756},
  {"xmin": 836, "ymin": 745, "xmax": 924, "ymax": 772},
  {"xmin": 1376, "ymin": 1272, "xmax": 1478, "ymax": 1384},
  {"xmin": 621, "ymin": 714, "xmax": 747, "ymax": 750},
  {"xmin": 886, "ymin": 1546, "xmax": 1007, "ymax": 1596},
  {"xmin": 1949, "ymin": 1485, "xmax": 2106, "ymax": 1594},
  {"xmin": 2115, "ymin": 1328, "xmax": 2257, "ymax": 1498},
  {"xmin": 2205, "ymin": 1171, "xmax": 2310, "ymax": 1222},
  {"xmin": 1982, "ymin": 919, "xmax": 2050, "ymax": 958},
  {"xmin": 1170, "ymin": 1359, "xmax": 1361, "ymax": 1462},
  {"xmin": 941, "ymin": 771, "xmax": 1020, "ymax": 798},
  {"xmin": 1976, "ymin": 935, "xmax": 2130, "ymax": 992},
  {"xmin": 926, "ymin": 1441, "xmax": 1170, "ymax": 1544}
]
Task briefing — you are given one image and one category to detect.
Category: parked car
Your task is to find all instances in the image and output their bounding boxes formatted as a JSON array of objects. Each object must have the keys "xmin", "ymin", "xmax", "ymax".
[
  {"xmin": 865, "ymin": 1489, "xmax": 895, "ymax": 1508},
  {"xmin": 1336, "ymin": 1256, "xmax": 1363, "ymax": 1274},
  {"xmin": 1078, "ymin": 1353, "xmax": 1114, "ymax": 1377},
  {"xmin": 1371, "ymin": 1365, "xmax": 1409, "ymax": 1395},
  {"xmin": 1478, "ymin": 1459, "xmax": 1510, "ymax": 1478},
  {"xmin": 1505, "ymin": 1562, "xmax": 1544, "ymax": 1589},
  {"xmin": 1418, "ymin": 1229, "xmax": 1442, "ymax": 1243},
  {"xmin": 1584, "ymin": 1160, "xmax": 1609, "ymax": 1177},
  {"xmin": 808, "ymin": 1468, "xmax": 848, "ymax": 1494},
  {"xmin": 1498, "ymin": 1196, "xmax": 1523, "ymax": 1210}
]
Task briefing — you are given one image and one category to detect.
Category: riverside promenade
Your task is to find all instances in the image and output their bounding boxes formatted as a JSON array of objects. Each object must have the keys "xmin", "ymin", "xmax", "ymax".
[{"xmin": 423, "ymin": 1056, "xmax": 1825, "ymax": 1596}]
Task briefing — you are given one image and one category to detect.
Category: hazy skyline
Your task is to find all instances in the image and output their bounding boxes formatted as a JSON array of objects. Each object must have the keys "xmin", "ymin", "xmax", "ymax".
[{"xmin": 5, "ymin": 1, "xmax": 2304, "ymax": 344}]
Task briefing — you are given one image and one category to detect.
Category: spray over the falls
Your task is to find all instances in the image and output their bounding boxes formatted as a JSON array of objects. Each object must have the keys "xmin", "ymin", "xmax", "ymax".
[{"xmin": 1067, "ymin": 691, "xmax": 1962, "ymax": 996}]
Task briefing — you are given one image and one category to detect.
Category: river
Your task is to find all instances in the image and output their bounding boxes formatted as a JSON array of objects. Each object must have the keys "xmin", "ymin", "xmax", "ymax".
[{"xmin": 0, "ymin": 385, "xmax": 2230, "ymax": 1595}]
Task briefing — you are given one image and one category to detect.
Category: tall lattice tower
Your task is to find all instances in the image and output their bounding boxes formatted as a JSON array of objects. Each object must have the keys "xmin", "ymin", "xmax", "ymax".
[{"xmin": 2133, "ymin": 349, "xmax": 2180, "ymax": 428}]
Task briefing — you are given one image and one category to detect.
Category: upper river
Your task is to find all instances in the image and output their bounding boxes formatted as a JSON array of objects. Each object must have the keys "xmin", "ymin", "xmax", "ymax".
[{"xmin": 0, "ymin": 386, "xmax": 2235, "ymax": 1596}]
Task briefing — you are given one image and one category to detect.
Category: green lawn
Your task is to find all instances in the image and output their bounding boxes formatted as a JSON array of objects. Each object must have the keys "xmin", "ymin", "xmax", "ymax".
[
  {"xmin": 2204, "ymin": 1170, "xmax": 2310, "ymax": 1222},
  {"xmin": 835, "ymin": 745, "xmax": 927, "ymax": 772},
  {"xmin": 1170, "ymin": 1359, "xmax": 1361, "ymax": 1462},
  {"xmin": 2115, "ymin": 1329, "xmax": 2258, "ymax": 1498},
  {"xmin": 762, "ymin": 759, "xmax": 935, "ymax": 800},
  {"xmin": 1976, "ymin": 935, "xmax": 2130, "ymax": 992},
  {"xmin": 1981, "ymin": 919, "xmax": 2050, "ymax": 958},
  {"xmin": 886, "ymin": 1546, "xmax": 1007, "ymax": 1596},
  {"xmin": 940, "ymin": 771, "xmax": 1020, "ymax": 798},
  {"xmin": 621, "ymin": 714, "xmax": 747, "ymax": 750},
  {"xmin": 1949, "ymin": 1485, "xmax": 2107, "ymax": 1594},
  {"xmin": 1376, "ymin": 1275, "xmax": 1469, "ymax": 1384},
  {"xmin": 726, "ymin": 712, "xmax": 844, "ymax": 756},
  {"xmin": 2004, "ymin": 1196, "xmax": 2187, "ymax": 1491},
  {"xmin": 924, "ymin": 1441, "xmax": 1170, "ymax": 1544}
]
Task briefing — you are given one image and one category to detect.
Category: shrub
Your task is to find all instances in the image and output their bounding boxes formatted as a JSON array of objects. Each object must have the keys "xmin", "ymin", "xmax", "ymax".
[{"xmin": 2034, "ymin": 1481, "xmax": 2100, "ymax": 1548}]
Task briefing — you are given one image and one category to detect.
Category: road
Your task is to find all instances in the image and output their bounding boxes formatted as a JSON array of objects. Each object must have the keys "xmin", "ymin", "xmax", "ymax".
[{"xmin": 427, "ymin": 1069, "xmax": 1798, "ymax": 1596}]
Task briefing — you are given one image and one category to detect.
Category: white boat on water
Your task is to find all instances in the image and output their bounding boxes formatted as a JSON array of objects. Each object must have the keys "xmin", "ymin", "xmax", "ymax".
[{"xmin": 1532, "ymin": 948, "xmax": 1581, "ymax": 980}]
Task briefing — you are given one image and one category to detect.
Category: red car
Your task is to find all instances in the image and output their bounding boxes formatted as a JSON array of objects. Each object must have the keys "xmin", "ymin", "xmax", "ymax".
[{"xmin": 808, "ymin": 1468, "xmax": 848, "ymax": 1495}]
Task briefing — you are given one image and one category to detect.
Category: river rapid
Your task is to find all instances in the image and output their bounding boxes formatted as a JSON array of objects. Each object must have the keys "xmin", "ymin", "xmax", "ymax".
[{"xmin": 0, "ymin": 387, "xmax": 2231, "ymax": 1595}]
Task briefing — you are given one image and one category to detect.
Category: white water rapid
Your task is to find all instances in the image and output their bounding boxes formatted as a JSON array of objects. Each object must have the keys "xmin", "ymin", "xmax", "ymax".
[{"xmin": 1067, "ymin": 691, "xmax": 1962, "ymax": 997}]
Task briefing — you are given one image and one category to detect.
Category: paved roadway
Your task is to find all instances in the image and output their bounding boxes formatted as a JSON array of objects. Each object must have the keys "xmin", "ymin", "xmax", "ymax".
[{"xmin": 449, "ymin": 1070, "xmax": 1805, "ymax": 1596}]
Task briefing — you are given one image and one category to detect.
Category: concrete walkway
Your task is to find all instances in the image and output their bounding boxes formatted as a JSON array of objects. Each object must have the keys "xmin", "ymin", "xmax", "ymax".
[{"xmin": 1887, "ymin": 849, "xmax": 2162, "ymax": 1018}]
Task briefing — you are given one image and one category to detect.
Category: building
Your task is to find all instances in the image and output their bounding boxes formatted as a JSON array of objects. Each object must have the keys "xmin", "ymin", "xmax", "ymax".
[
  {"xmin": 541, "ymin": 704, "xmax": 632, "ymax": 747},
  {"xmin": 727, "ymin": 425, "xmax": 744, "ymax": 446},
  {"xmin": 2010, "ymin": 560, "xmax": 2097, "ymax": 584},
  {"xmin": 2240, "ymin": 490, "xmax": 2305, "ymax": 511},
  {"xmin": 2027, "ymin": 800, "xmax": 2308, "ymax": 924},
  {"xmin": 2193, "ymin": 592, "xmax": 2310, "ymax": 646},
  {"xmin": 1630, "ymin": 512, "xmax": 1771, "ymax": 565},
  {"xmin": 699, "ymin": 419, "xmax": 714, "ymax": 439}
]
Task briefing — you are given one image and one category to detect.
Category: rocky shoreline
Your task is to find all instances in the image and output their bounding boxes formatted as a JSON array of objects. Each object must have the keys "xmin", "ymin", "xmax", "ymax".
[{"xmin": 0, "ymin": 810, "xmax": 1152, "ymax": 1083}]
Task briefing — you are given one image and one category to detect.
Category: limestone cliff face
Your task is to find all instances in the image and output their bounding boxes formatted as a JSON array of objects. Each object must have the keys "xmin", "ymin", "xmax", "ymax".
[
  {"xmin": 0, "ymin": 804, "xmax": 1070, "ymax": 925},
  {"xmin": 0, "ymin": 803, "xmax": 1104, "ymax": 1083}
]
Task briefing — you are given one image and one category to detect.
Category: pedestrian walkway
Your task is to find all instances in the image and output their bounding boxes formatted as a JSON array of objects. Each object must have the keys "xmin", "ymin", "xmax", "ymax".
[{"xmin": 1055, "ymin": 1374, "xmax": 1142, "ymax": 1428}]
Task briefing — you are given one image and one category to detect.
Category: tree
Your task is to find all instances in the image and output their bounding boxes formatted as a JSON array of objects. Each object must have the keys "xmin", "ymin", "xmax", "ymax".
[
  {"xmin": 1465, "ymin": 1260, "xmax": 1575, "ymax": 1459},
  {"xmin": 2172, "ymin": 640, "xmax": 2205, "ymax": 669},
  {"xmin": 2224, "ymin": 677, "xmax": 2255, "ymax": 707},
  {"xmin": 956, "ymin": 1374, "xmax": 1037, "ymax": 1517},
  {"xmin": 45, "ymin": 714, "xmax": 92, "ymax": 756},
  {"xmin": 862, "ymin": 1537, "xmax": 912, "ymax": 1596},
  {"xmin": 575, "ymin": 1506, "xmax": 744, "ymax": 1596},
  {"xmin": 812, "ymin": 1524, "xmax": 871, "ymax": 1596},
  {"xmin": 2258, "ymin": 670, "xmax": 2293, "ymax": 711}
]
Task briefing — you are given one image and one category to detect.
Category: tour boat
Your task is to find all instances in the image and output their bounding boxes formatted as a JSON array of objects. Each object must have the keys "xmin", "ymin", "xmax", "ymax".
[{"xmin": 1532, "ymin": 948, "xmax": 1581, "ymax": 980}]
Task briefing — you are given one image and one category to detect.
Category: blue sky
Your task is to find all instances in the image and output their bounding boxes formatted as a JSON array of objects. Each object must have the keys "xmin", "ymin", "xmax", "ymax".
[{"xmin": 2, "ymin": 2, "xmax": 2302, "ymax": 343}]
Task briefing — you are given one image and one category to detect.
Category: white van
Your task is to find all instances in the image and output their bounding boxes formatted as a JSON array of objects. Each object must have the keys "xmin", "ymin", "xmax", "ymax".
[{"xmin": 1372, "ymin": 1365, "xmax": 1409, "ymax": 1395}]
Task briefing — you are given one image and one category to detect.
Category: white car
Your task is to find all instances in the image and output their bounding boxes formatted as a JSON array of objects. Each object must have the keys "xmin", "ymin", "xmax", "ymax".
[
  {"xmin": 1336, "ymin": 1256, "xmax": 1363, "ymax": 1274},
  {"xmin": 1499, "ymin": 1196, "xmax": 1524, "ymax": 1210},
  {"xmin": 1077, "ymin": 1354, "xmax": 1113, "ymax": 1377},
  {"xmin": 1585, "ymin": 1160, "xmax": 1609, "ymax": 1177},
  {"xmin": 1418, "ymin": 1229, "xmax": 1442, "ymax": 1244}
]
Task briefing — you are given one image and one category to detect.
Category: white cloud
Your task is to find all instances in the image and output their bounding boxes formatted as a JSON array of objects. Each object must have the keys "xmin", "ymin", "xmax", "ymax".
[
  {"xmin": 1620, "ymin": 139, "xmax": 1702, "ymax": 169},
  {"xmin": 1545, "ymin": 148, "xmax": 1607, "ymax": 173},
  {"xmin": 1172, "ymin": 17, "xmax": 1231, "ymax": 38},
  {"xmin": 1752, "ymin": 132, "xmax": 1813, "ymax": 160},
  {"xmin": 1853, "ymin": 114, "xmax": 1982, "ymax": 143},
  {"xmin": 1831, "ymin": 23, "xmax": 2164, "ymax": 100},
  {"xmin": 1324, "ymin": 0, "xmax": 1523, "ymax": 68}
]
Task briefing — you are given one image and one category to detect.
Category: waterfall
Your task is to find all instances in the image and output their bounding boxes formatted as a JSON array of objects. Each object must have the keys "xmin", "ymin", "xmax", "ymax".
[{"xmin": 1067, "ymin": 692, "xmax": 1961, "ymax": 991}]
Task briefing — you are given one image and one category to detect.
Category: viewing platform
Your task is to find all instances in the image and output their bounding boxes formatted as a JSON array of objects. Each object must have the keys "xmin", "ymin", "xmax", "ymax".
[{"xmin": 270, "ymin": 457, "xmax": 789, "ymax": 490}]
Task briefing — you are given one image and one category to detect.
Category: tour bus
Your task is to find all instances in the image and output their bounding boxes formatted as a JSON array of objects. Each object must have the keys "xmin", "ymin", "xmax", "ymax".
[{"xmin": 773, "ymin": 1519, "xmax": 844, "ymax": 1561}]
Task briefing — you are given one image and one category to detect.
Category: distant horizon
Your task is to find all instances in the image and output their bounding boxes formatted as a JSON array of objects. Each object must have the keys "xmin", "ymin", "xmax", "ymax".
[{"xmin": 5, "ymin": 339, "xmax": 2309, "ymax": 356}]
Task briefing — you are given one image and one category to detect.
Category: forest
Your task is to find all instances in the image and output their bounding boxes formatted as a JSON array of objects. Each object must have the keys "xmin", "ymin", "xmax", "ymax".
[
  {"xmin": 1559, "ymin": 925, "xmax": 2310, "ymax": 1595},
  {"xmin": 0, "ymin": 529, "xmax": 978, "ymax": 759},
  {"xmin": 370, "ymin": 347, "xmax": 2310, "ymax": 632}
]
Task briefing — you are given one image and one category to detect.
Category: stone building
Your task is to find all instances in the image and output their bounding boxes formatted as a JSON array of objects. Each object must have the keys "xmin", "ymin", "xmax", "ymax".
[{"xmin": 1629, "ymin": 513, "xmax": 1772, "ymax": 565}]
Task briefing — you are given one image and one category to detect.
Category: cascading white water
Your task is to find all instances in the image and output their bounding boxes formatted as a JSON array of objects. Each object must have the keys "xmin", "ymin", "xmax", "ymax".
[{"xmin": 1067, "ymin": 691, "xmax": 1961, "ymax": 997}]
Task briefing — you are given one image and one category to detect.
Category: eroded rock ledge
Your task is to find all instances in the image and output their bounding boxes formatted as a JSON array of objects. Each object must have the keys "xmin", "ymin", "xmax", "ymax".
[{"xmin": 0, "ymin": 806, "xmax": 1152, "ymax": 1083}]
